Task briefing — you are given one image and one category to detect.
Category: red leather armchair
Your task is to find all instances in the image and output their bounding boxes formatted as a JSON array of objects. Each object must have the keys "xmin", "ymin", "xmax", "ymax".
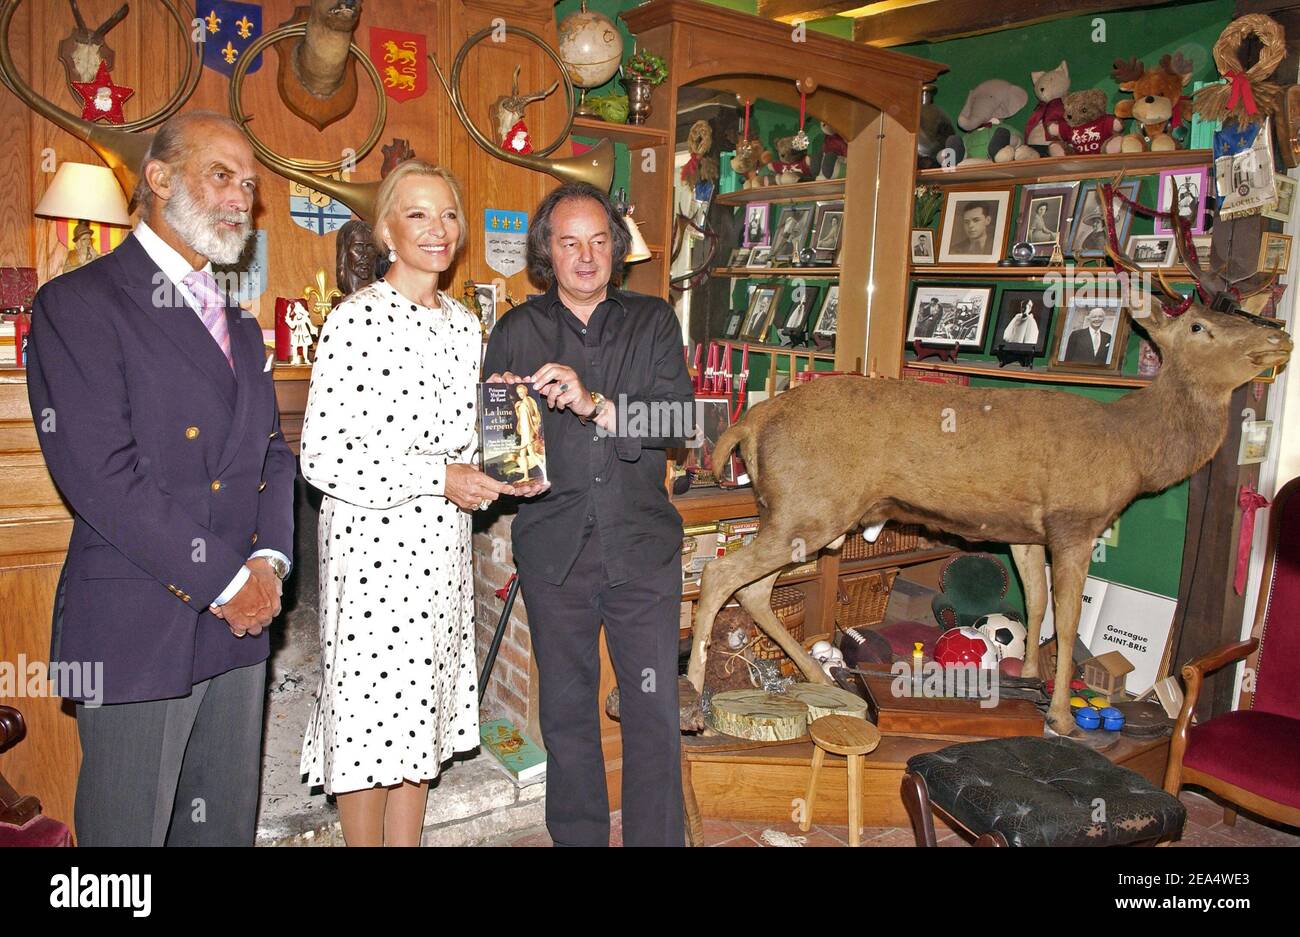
[
  {"xmin": 0, "ymin": 705, "xmax": 73, "ymax": 846},
  {"xmin": 1163, "ymin": 476, "xmax": 1300, "ymax": 829}
]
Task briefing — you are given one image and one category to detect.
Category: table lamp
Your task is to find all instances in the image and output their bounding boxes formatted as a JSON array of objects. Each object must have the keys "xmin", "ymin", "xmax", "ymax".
[{"xmin": 34, "ymin": 162, "xmax": 132, "ymax": 276}]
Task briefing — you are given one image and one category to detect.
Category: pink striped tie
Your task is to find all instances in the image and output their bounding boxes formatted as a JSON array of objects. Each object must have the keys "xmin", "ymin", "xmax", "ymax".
[{"xmin": 182, "ymin": 270, "xmax": 234, "ymax": 370}]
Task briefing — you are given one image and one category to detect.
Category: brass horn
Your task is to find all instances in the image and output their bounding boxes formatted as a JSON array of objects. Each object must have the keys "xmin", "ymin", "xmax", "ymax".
[
  {"xmin": 229, "ymin": 21, "xmax": 387, "ymax": 223},
  {"xmin": 0, "ymin": 0, "xmax": 201, "ymax": 196},
  {"xmin": 430, "ymin": 25, "xmax": 613, "ymax": 191}
]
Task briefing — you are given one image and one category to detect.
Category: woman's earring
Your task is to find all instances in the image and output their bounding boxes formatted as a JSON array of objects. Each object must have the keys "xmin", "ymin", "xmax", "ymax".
[{"xmin": 387, "ymin": 246, "xmax": 397, "ymax": 263}]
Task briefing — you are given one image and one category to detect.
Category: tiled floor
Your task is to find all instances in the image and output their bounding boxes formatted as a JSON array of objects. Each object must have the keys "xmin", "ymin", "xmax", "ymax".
[{"xmin": 494, "ymin": 790, "xmax": 1300, "ymax": 847}]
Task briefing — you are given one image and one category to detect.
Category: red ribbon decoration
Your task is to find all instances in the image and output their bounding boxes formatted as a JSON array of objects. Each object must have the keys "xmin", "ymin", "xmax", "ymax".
[
  {"xmin": 1235, "ymin": 483, "xmax": 1270, "ymax": 595},
  {"xmin": 1226, "ymin": 71, "xmax": 1258, "ymax": 117},
  {"xmin": 743, "ymin": 99, "xmax": 751, "ymax": 141}
]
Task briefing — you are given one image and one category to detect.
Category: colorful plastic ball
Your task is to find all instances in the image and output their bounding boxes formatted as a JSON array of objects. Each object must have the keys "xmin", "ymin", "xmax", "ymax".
[
  {"xmin": 973, "ymin": 613, "xmax": 1028, "ymax": 661},
  {"xmin": 933, "ymin": 627, "xmax": 999, "ymax": 670},
  {"xmin": 1074, "ymin": 707, "xmax": 1102, "ymax": 730},
  {"xmin": 1070, "ymin": 696, "xmax": 1088, "ymax": 708}
]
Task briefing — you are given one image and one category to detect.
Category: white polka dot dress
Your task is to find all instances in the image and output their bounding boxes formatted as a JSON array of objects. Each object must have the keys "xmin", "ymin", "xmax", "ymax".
[{"xmin": 299, "ymin": 279, "xmax": 481, "ymax": 795}]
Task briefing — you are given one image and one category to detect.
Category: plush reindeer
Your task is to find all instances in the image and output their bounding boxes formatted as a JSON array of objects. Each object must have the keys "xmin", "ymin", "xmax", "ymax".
[{"xmin": 688, "ymin": 200, "xmax": 1291, "ymax": 735}]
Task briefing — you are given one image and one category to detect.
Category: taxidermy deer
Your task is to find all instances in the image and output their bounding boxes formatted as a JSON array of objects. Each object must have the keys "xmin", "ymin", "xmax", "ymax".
[
  {"xmin": 490, "ymin": 65, "xmax": 559, "ymax": 149},
  {"xmin": 688, "ymin": 197, "xmax": 1291, "ymax": 736},
  {"xmin": 296, "ymin": 0, "xmax": 362, "ymax": 97}
]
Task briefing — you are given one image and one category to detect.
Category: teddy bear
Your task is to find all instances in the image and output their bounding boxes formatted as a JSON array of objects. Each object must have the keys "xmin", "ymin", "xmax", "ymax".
[
  {"xmin": 942, "ymin": 79, "xmax": 1038, "ymax": 165},
  {"xmin": 1112, "ymin": 54, "xmax": 1193, "ymax": 152},
  {"xmin": 769, "ymin": 134, "xmax": 811, "ymax": 185},
  {"xmin": 730, "ymin": 137, "xmax": 771, "ymax": 189},
  {"xmin": 1046, "ymin": 89, "xmax": 1125, "ymax": 156},
  {"xmin": 1025, "ymin": 61, "xmax": 1069, "ymax": 152}
]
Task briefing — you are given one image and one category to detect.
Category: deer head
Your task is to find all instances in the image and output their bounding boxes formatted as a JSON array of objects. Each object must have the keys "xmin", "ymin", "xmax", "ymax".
[
  {"xmin": 489, "ymin": 65, "xmax": 559, "ymax": 145},
  {"xmin": 58, "ymin": 1, "xmax": 128, "ymax": 86},
  {"xmin": 295, "ymin": 0, "xmax": 363, "ymax": 98}
]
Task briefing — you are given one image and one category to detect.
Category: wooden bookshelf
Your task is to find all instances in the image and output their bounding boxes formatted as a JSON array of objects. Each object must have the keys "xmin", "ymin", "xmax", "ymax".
[
  {"xmin": 713, "ymin": 266, "xmax": 840, "ymax": 278},
  {"xmin": 569, "ymin": 115, "xmax": 671, "ymax": 150},
  {"xmin": 910, "ymin": 264, "xmax": 1197, "ymax": 279},
  {"xmin": 904, "ymin": 357, "xmax": 1151, "ymax": 388},
  {"xmin": 916, "ymin": 149, "xmax": 1212, "ymax": 185},
  {"xmin": 715, "ymin": 178, "xmax": 847, "ymax": 206}
]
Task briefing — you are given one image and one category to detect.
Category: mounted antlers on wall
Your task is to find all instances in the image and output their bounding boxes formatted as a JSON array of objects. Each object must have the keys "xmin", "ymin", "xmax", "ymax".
[{"xmin": 57, "ymin": 0, "xmax": 128, "ymax": 91}]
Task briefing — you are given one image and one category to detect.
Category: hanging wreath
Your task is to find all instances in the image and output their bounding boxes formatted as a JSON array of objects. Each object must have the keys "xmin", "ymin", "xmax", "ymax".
[{"xmin": 1193, "ymin": 13, "xmax": 1287, "ymax": 126}]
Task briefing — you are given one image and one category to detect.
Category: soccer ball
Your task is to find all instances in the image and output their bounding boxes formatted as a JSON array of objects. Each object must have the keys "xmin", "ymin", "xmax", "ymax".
[
  {"xmin": 974, "ymin": 613, "xmax": 1028, "ymax": 661},
  {"xmin": 933, "ymin": 627, "xmax": 999, "ymax": 670}
]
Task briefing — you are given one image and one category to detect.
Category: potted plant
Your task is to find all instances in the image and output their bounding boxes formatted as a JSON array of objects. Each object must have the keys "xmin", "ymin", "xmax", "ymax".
[{"xmin": 622, "ymin": 49, "xmax": 667, "ymax": 125}]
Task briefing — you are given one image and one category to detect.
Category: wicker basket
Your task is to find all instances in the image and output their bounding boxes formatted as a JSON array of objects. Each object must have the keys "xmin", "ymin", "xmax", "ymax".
[
  {"xmin": 840, "ymin": 523, "xmax": 922, "ymax": 561},
  {"xmin": 750, "ymin": 586, "xmax": 806, "ymax": 660},
  {"xmin": 835, "ymin": 567, "xmax": 899, "ymax": 630}
]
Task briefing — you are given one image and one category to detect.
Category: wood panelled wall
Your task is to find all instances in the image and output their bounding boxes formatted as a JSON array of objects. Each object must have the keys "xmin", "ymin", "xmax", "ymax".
[{"xmin": 0, "ymin": 0, "xmax": 570, "ymax": 319}]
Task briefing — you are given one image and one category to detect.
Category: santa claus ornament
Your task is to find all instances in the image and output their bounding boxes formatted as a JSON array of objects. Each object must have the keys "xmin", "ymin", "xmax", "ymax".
[{"xmin": 71, "ymin": 61, "xmax": 133, "ymax": 124}]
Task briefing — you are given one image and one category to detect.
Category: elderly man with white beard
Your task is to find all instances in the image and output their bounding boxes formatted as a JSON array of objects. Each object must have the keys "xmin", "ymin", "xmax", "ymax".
[{"xmin": 26, "ymin": 111, "xmax": 295, "ymax": 845}]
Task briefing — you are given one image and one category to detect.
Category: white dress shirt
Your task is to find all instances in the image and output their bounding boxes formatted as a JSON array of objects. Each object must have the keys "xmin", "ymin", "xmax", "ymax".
[{"xmin": 134, "ymin": 221, "xmax": 291, "ymax": 606}]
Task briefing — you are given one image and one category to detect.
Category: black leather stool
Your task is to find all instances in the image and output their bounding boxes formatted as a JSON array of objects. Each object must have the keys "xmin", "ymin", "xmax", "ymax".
[{"xmin": 901, "ymin": 736, "xmax": 1186, "ymax": 847}]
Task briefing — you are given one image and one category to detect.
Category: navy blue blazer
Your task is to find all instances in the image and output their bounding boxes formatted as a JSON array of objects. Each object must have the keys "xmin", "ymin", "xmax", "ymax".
[{"xmin": 27, "ymin": 233, "xmax": 295, "ymax": 704}]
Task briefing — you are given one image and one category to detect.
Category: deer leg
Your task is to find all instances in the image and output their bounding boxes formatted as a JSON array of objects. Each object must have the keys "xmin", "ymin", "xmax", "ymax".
[
  {"xmin": 1010, "ymin": 544, "xmax": 1048, "ymax": 679},
  {"xmin": 736, "ymin": 572, "xmax": 831, "ymax": 686},
  {"xmin": 1045, "ymin": 539, "xmax": 1093, "ymax": 735}
]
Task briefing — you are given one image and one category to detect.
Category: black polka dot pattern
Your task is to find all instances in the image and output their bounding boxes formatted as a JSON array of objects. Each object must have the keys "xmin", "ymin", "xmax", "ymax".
[{"xmin": 299, "ymin": 280, "xmax": 481, "ymax": 795}]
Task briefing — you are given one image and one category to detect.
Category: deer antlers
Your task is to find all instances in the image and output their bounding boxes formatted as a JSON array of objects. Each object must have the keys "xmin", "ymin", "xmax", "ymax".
[{"xmin": 1112, "ymin": 57, "xmax": 1145, "ymax": 85}]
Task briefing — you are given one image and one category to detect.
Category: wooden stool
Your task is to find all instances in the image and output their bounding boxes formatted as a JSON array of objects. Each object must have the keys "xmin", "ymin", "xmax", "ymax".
[{"xmin": 800, "ymin": 714, "xmax": 882, "ymax": 846}]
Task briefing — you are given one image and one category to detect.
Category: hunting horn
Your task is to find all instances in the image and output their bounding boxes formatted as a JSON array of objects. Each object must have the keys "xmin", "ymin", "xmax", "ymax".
[
  {"xmin": 430, "ymin": 25, "xmax": 614, "ymax": 192},
  {"xmin": 229, "ymin": 21, "xmax": 388, "ymax": 223},
  {"xmin": 0, "ymin": 0, "xmax": 201, "ymax": 196}
]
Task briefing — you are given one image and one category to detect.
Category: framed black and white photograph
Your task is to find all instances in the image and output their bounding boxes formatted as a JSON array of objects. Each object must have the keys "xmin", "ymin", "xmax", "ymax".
[
  {"xmin": 728, "ymin": 246, "xmax": 752, "ymax": 268},
  {"xmin": 741, "ymin": 283, "xmax": 783, "ymax": 342},
  {"xmin": 937, "ymin": 187, "xmax": 1013, "ymax": 264},
  {"xmin": 770, "ymin": 205, "xmax": 815, "ymax": 264},
  {"xmin": 911, "ymin": 229, "xmax": 935, "ymax": 265},
  {"xmin": 1238, "ymin": 419, "xmax": 1274, "ymax": 465},
  {"xmin": 748, "ymin": 245, "xmax": 773, "ymax": 267},
  {"xmin": 779, "ymin": 282, "xmax": 821, "ymax": 345},
  {"xmin": 1050, "ymin": 297, "xmax": 1128, "ymax": 374},
  {"xmin": 1259, "ymin": 231, "xmax": 1292, "ymax": 274},
  {"xmin": 991, "ymin": 288, "xmax": 1053, "ymax": 356},
  {"xmin": 742, "ymin": 202, "xmax": 770, "ymax": 247},
  {"xmin": 811, "ymin": 201, "xmax": 844, "ymax": 264},
  {"xmin": 812, "ymin": 283, "xmax": 840, "ymax": 338},
  {"xmin": 473, "ymin": 282, "xmax": 497, "ymax": 335},
  {"xmin": 1015, "ymin": 182, "xmax": 1077, "ymax": 257},
  {"xmin": 1125, "ymin": 234, "xmax": 1177, "ymax": 268},
  {"xmin": 723, "ymin": 309, "xmax": 744, "ymax": 339},
  {"xmin": 1264, "ymin": 174, "xmax": 1297, "ymax": 222},
  {"xmin": 1069, "ymin": 179, "xmax": 1140, "ymax": 259},
  {"xmin": 1155, "ymin": 167, "xmax": 1209, "ymax": 235},
  {"xmin": 907, "ymin": 284, "xmax": 993, "ymax": 349}
]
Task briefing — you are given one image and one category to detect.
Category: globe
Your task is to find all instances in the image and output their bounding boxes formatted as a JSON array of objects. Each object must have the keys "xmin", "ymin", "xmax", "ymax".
[{"xmin": 557, "ymin": 7, "xmax": 624, "ymax": 90}]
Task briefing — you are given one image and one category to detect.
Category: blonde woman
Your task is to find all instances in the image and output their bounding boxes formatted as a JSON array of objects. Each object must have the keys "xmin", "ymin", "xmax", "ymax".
[{"xmin": 299, "ymin": 161, "xmax": 546, "ymax": 845}]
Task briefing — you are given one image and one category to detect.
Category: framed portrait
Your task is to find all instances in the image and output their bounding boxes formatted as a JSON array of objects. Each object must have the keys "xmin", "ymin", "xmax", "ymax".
[
  {"xmin": 742, "ymin": 202, "xmax": 770, "ymax": 247},
  {"xmin": 911, "ymin": 229, "xmax": 936, "ymax": 265},
  {"xmin": 1049, "ymin": 296, "xmax": 1128, "ymax": 374},
  {"xmin": 1155, "ymin": 167, "xmax": 1209, "ymax": 235},
  {"xmin": 812, "ymin": 284, "xmax": 840, "ymax": 338},
  {"xmin": 1258, "ymin": 231, "xmax": 1292, "ymax": 274},
  {"xmin": 1238, "ymin": 419, "xmax": 1274, "ymax": 465},
  {"xmin": 684, "ymin": 396, "xmax": 734, "ymax": 486},
  {"xmin": 811, "ymin": 201, "xmax": 844, "ymax": 264},
  {"xmin": 779, "ymin": 282, "xmax": 821, "ymax": 344},
  {"xmin": 907, "ymin": 284, "xmax": 993, "ymax": 350},
  {"xmin": 1125, "ymin": 234, "xmax": 1177, "ymax": 268},
  {"xmin": 1015, "ymin": 182, "xmax": 1077, "ymax": 257},
  {"xmin": 769, "ymin": 205, "xmax": 815, "ymax": 264},
  {"xmin": 936, "ymin": 187, "xmax": 1013, "ymax": 264},
  {"xmin": 728, "ymin": 246, "xmax": 752, "ymax": 268},
  {"xmin": 749, "ymin": 245, "xmax": 773, "ymax": 267},
  {"xmin": 723, "ymin": 309, "xmax": 744, "ymax": 339},
  {"xmin": 1068, "ymin": 179, "xmax": 1141, "ymax": 259},
  {"xmin": 741, "ymin": 283, "xmax": 783, "ymax": 342},
  {"xmin": 1264, "ymin": 175, "xmax": 1297, "ymax": 222},
  {"xmin": 991, "ymin": 288, "xmax": 1053, "ymax": 356},
  {"xmin": 473, "ymin": 282, "xmax": 497, "ymax": 335}
]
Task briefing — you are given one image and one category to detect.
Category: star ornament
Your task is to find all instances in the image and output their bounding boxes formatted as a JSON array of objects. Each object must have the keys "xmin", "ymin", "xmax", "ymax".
[{"xmin": 71, "ymin": 62, "xmax": 133, "ymax": 124}]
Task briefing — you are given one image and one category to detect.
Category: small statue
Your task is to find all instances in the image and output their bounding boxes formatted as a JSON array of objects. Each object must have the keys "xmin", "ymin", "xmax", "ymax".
[
  {"xmin": 285, "ymin": 300, "xmax": 318, "ymax": 365},
  {"xmin": 61, "ymin": 220, "xmax": 99, "ymax": 275},
  {"xmin": 335, "ymin": 219, "xmax": 386, "ymax": 294}
]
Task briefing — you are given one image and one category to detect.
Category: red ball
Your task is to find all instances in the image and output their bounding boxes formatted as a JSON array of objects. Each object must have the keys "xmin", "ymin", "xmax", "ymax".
[
  {"xmin": 999, "ymin": 656, "xmax": 1023, "ymax": 677},
  {"xmin": 934, "ymin": 627, "xmax": 999, "ymax": 669}
]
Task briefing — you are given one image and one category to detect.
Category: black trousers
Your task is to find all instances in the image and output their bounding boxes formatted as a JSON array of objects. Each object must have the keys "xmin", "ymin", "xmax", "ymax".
[
  {"xmin": 73, "ymin": 660, "xmax": 266, "ymax": 846},
  {"xmin": 518, "ymin": 523, "xmax": 684, "ymax": 847}
]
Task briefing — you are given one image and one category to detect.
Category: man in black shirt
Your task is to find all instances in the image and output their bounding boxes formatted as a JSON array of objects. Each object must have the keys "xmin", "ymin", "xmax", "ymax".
[{"xmin": 482, "ymin": 183, "xmax": 694, "ymax": 846}]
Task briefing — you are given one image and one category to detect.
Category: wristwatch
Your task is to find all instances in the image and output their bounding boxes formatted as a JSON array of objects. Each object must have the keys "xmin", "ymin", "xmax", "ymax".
[
  {"xmin": 263, "ymin": 556, "xmax": 290, "ymax": 580},
  {"xmin": 578, "ymin": 391, "xmax": 607, "ymax": 425}
]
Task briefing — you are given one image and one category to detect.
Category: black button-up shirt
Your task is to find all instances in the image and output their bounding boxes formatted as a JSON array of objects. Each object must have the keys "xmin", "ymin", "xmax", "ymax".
[{"xmin": 482, "ymin": 283, "xmax": 695, "ymax": 586}]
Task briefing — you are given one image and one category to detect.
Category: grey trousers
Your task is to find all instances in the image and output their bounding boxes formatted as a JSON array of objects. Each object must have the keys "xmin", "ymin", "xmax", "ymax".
[
  {"xmin": 74, "ymin": 660, "xmax": 267, "ymax": 846},
  {"xmin": 518, "ymin": 523, "xmax": 685, "ymax": 847}
]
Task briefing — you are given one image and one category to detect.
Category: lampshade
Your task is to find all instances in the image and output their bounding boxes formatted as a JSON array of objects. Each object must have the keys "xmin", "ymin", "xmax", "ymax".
[
  {"xmin": 34, "ymin": 162, "xmax": 132, "ymax": 225},
  {"xmin": 623, "ymin": 213, "xmax": 652, "ymax": 264}
]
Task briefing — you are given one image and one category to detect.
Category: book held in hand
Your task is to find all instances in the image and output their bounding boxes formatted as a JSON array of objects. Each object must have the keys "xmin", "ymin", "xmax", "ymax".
[{"xmin": 478, "ymin": 382, "xmax": 548, "ymax": 485}]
